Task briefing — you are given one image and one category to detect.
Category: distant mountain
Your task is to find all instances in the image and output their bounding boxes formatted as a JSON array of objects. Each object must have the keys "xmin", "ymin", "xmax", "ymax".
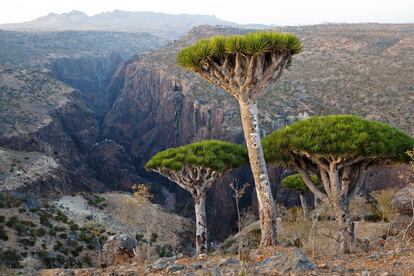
[
  {"xmin": 0, "ymin": 10, "xmax": 242, "ymax": 39},
  {"xmin": 0, "ymin": 30, "xmax": 167, "ymax": 68}
]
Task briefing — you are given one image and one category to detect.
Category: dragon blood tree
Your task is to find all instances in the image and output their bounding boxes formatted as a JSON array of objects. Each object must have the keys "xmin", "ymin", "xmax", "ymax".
[
  {"xmin": 145, "ymin": 140, "xmax": 247, "ymax": 256},
  {"xmin": 282, "ymin": 174, "xmax": 319, "ymax": 218},
  {"xmin": 263, "ymin": 115, "xmax": 414, "ymax": 253},
  {"xmin": 177, "ymin": 31, "xmax": 303, "ymax": 246}
]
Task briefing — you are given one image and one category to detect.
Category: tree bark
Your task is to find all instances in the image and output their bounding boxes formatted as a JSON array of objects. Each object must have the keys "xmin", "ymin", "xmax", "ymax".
[
  {"xmin": 334, "ymin": 202, "xmax": 354, "ymax": 254},
  {"xmin": 239, "ymin": 98, "xmax": 277, "ymax": 246},
  {"xmin": 299, "ymin": 194, "xmax": 308, "ymax": 219},
  {"xmin": 194, "ymin": 191, "xmax": 208, "ymax": 256}
]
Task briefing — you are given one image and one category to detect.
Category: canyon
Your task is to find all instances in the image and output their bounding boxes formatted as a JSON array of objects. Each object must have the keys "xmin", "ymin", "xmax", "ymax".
[{"xmin": 0, "ymin": 23, "xmax": 413, "ymax": 244}]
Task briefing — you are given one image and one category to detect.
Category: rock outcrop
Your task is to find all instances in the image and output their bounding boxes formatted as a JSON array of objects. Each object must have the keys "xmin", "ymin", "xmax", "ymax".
[
  {"xmin": 392, "ymin": 184, "xmax": 414, "ymax": 216},
  {"xmin": 389, "ymin": 184, "xmax": 414, "ymax": 238},
  {"xmin": 102, "ymin": 234, "xmax": 138, "ymax": 266}
]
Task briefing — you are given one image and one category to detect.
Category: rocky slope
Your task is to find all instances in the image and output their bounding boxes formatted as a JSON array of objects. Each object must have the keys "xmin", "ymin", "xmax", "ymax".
[
  {"xmin": 0, "ymin": 147, "xmax": 63, "ymax": 193},
  {"xmin": 0, "ymin": 65, "xmax": 104, "ymax": 192},
  {"xmin": 0, "ymin": 192, "xmax": 192, "ymax": 271}
]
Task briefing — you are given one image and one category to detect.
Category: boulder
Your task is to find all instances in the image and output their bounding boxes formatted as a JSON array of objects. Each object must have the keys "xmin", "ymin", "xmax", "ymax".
[
  {"xmin": 392, "ymin": 185, "xmax": 414, "ymax": 216},
  {"xmin": 388, "ymin": 214, "xmax": 414, "ymax": 238},
  {"xmin": 102, "ymin": 234, "xmax": 138, "ymax": 266}
]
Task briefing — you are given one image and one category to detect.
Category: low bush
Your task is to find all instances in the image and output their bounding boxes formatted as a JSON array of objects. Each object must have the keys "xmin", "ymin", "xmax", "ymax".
[
  {"xmin": 371, "ymin": 188, "xmax": 397, "ymax": 222},
  {"xmin": 155, "ymin": 244, "xmax": 173, "ymax": 257},
  {"xmin": 0, "ymin": 248, "xmax": 21, "ymax": 268},
  {"xmin": 0, "ymin": 227, "xmax": 8, "ymax": 241},
  {"xmin": 35, "ymin": 227, "xmax": 47, "ymax": 237}
]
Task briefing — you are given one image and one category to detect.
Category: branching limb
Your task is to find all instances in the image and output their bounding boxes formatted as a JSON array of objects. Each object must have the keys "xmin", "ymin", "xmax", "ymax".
[
  {"xmin": 341, "ymin": 165, "xmax": 352, "ymax": 198},
  {"xmin": 349, "ymin": 160, "xmax": 371, "ymax": 199},
  {"xmin": 295, "ymin": 159, "xmax": 328, "ymax": 202}
]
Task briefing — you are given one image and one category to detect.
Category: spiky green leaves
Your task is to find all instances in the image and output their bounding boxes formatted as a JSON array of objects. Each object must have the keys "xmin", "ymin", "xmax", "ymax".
[
  {"xmin": 177, "ymin": 31, "xmax": 303, "ymax": 70},
  {"xmin": 145, "ymin": 140, "xmax": 248, "ymax": 172},
  {"xmin": 282, "ymin": 174, "xmax": 319, "ymax": 194},
  {"xmin": 263, "ymin": 115, "xmax": 414, "ymax": 167}
]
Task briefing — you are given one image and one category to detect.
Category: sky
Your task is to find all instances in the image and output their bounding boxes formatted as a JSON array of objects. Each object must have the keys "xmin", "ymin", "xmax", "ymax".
[{"xmin": 1, "ymin": 0, "xmax": 413, "ymax": 25}]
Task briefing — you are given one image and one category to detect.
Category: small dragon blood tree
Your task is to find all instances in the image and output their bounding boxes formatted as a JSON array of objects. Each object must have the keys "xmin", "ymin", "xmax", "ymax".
[
  {"xmin": 145, "ymin": 140, "xmax": 247, "ymax": 256},
  {"xmin": 263, "ymin": 115, "xmax": 414, "ymax": 253}
]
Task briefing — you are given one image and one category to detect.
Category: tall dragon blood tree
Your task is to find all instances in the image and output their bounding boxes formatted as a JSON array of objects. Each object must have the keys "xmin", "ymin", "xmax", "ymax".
[
  {"xmin": 263, "ymin": 115, "xmax": 414, "ymax": 253},
  {"xmin": 177, "ymin": 31, "xmax": 303, "ymax": 246},
  {"xmin": 145, "ymin": 140, "xmax": 247, "ymax": 256}
]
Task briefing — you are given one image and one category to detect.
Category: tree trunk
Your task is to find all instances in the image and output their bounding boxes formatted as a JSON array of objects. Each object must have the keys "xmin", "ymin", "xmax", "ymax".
[
  {"xmin": 314, "ymin": 194, "xmax": 319, "ymax": 208},
  {"xmin": 194, "ymin": 192, "xmax": 208, "ymax": 256},
  {"xmin": 334, "ymin": 202, "xmax": 354, "ymax": 254},
  {"xmin": 239, "ymin": 99, "xmax": 277, "ymax": 246},
  {"xmin": 299, "ymin": 194, "xmax": 308, "ymax": 219}
]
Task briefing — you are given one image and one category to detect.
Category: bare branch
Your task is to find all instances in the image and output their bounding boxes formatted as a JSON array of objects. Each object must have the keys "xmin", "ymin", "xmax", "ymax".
[{"xmin": 319, "ymin": 167, "xmax": 331, "ymax": 197}]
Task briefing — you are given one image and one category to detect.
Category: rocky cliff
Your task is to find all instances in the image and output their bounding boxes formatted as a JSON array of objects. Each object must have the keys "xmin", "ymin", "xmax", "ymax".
[{"xmin": 0, "ymin": 65, "xmax": 103, "ymax": 193}]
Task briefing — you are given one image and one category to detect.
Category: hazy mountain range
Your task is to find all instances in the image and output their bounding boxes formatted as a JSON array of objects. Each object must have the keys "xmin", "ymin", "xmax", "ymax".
[{"xmin": 0, "ymin": 10, "xmax": 268, "ymax": 39}]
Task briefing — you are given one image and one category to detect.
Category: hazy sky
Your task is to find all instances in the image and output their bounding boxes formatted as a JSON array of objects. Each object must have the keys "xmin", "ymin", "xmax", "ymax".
[{"xmin": 1, "ymin": 0, "xmax": 413, "ymax": 25}]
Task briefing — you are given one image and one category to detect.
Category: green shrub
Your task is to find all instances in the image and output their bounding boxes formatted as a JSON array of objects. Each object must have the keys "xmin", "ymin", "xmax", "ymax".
[
  {"xmin": 0, "ymin": 227, "xmax": 8, "ymax": 241},
  {"xmin": 35, "ymin": 227, "xmax": 47, "ymax": 237},
  {"xmin": 371, "ymin": 188, "xmax": 397, "ymax": 222},
  {"xmin": 53, "ymin": 241, "xmax": 63, "ymax": 251},
  {"xmin": 151, "ymin": 233, "xmax": 158, "ymax": 244},
  {"xmin": 6, "ymin": 216, "xmax": 19, "ymax": 227},
  {"xmin": 0, "ymin": 248, "xmax": 21, "ymax": 268},
  {"xmin": 135, "ymin": 233, "xmax": 144, "ymax": 242},
  {"xmin": 0, "ymin": 215, "xmax": 5, "ymax": 223},
  {"xmin": 0, "ymin": 193, "xmax": 22, "ymax": 208},
  {"xmin": 82, "ymin": 255, "xmax": 92, "ymax": 267},
  {"xmin": 69, "ymin": 222, "xmax": 79, "ymax": 231},
  {"xmin": 59, "ymin": 233, "xmax": 68, "ymax": 239},
  {"xmin": 18, "ymin": 238, "xmax": 36, "ymax": 247},
  {"xmin": 18, "ymin": 208, "xmax": 26, "ymax": 213},
  {"xmin": 156, "ymin": 244, "xmax": 173, "ymax": 257},
  {"xmin": 55, "ymin": 210, "xmax": 68, "ymax": 223}
]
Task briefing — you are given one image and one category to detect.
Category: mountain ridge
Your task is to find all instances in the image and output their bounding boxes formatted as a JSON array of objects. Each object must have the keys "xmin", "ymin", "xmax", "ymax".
[{"xmin": 0, "ymin": 10, "xmax": 241, "ymax": 39}]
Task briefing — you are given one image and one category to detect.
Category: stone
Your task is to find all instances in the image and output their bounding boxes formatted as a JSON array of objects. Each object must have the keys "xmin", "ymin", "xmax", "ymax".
[
  {"xmin": 166, "ymin": 264, "xmax": 185, "ymax": 273},
  {"xmin": 388, "ymin": 214, "xmax": 414, "ymax": 238},
  {"xmin": 146, "ymin": 257, "xmax": 176, "ymax": 271},
  {"xmin": 392, "ymin": 185, "xmax": 414, "ymax": 216},
  {"xmin": 219, "ymin": 257, "xmax": 240, "ymax": 267},
  {"xmin": 189, "ymin": 263, "xmax": 203, "ymax": 270},
  {"xmin": 258, "ymin": 252, "xmax": 288, "ymax": 273},
  {"xmin": 283, "ymin": 249, "xmax": 315, "ymax": 273}
]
